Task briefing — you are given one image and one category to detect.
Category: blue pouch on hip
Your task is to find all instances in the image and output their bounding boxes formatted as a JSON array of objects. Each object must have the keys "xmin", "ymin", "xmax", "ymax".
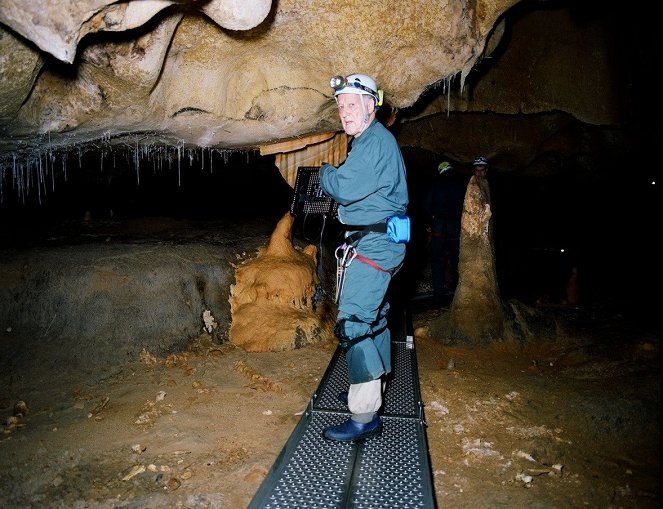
[{"xmin": 386, "ymin": 214, "xmax": 410, "ymax": 244}]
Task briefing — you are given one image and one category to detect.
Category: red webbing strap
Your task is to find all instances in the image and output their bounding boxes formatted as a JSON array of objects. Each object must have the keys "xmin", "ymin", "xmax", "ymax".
[{"xmin": 354, "ymin": 253, "xmax": 392, "ymax": 275}]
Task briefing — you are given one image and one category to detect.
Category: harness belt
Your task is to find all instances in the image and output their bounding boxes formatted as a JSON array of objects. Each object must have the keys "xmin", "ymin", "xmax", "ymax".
[{"xmin": 343, "ymin": 222, "xmax": 387, "ymax": 245}]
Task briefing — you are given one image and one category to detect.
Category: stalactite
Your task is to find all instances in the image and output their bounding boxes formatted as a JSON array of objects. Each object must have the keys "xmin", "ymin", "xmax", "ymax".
[
  {"xmin": 134, "ymin": 137, "xmax": 140, "ymax": 185},
  {"xmin": 177, "ymin": 141, "xmax": 182, "ymax": 186},
  {"xmin": 37, "ymin": 155, "xmax": 42, "ymax": 205}
]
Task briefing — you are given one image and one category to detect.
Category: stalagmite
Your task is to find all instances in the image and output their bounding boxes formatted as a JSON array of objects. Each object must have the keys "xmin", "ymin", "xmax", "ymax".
[
  {"xmin": 449, "ymin": 174, "xmax": 506, "ymax": 344},
  {"xmin": 427, "ymin": 174, "xmax": 508, "ymax": 346},
  {"xmin": 228, "ymin": 212, "xmax": 334, "ymax": 352}
]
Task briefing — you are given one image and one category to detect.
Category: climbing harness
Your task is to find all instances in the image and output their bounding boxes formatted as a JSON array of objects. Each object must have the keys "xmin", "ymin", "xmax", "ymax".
[
  {"xmin": 335, "ymin": 240, "xmax": 395, "ymax": 303},
  {"xmin": 334, "ymin": 215, "xmax": 410, "ymax": 303}
]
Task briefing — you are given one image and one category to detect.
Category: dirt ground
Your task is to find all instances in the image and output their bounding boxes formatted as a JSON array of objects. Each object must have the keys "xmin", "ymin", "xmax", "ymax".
[
  {"xmin": 1, "ymin": 299, "xmax": 660, "ymax": 509},
  {"xmin": 0, "ymin": 213, "xmax": 660, "ymax": 509}
]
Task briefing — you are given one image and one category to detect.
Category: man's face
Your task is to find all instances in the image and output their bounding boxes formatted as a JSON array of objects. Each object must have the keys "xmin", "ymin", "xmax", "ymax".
[
  {"xmin": 474, "ymin": 165, "xmax": 487, "ymax": 177},
  {"xmin": 336, "ymin": 93, "xmax": 373, "ymax": 137}
]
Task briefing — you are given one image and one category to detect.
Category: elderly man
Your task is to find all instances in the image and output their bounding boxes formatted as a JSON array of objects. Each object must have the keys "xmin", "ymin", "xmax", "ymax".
[{"xmin": 319, "ymin": 73, "xmax": 409, "ymax": 441}]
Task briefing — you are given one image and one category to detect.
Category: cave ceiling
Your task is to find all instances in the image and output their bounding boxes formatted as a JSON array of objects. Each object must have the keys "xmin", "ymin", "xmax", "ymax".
[{"xmin": 0, "ymin": 0, "xmax": 650, "ymax": 182}]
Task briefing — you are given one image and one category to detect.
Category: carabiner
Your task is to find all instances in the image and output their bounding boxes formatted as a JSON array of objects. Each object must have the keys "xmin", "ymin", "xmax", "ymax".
[{"xmin": 335, "ymin": 243, "xmax": 357, "ymax": 303}]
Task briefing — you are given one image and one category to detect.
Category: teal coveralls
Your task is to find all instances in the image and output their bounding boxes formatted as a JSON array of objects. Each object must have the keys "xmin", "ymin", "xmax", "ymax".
[{"xmin": 320, "ymin": 120, "xmax": 408, "ymax": 384}]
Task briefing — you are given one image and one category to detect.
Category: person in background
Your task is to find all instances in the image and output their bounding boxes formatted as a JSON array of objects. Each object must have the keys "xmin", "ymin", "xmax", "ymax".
[
  {"xmin": 424, "ymin": 161, "xmax": 467, "ymax": 305},
  {"xmin": 473, "ymin": 155, "xmax": 489, "ymax": 177},
  {"xmin": 319, "ymin": 73, "xmax": 408, "ymax": 442},
  {"xmin": 472, "ymin": 155, "xmax": 492, "ymax": 207}
]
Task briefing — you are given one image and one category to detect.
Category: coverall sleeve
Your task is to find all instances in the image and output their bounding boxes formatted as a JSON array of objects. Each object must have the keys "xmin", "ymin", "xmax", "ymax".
[{"xmin": 320, "ymin": 144, "xmax": 380, "ymax": 206}]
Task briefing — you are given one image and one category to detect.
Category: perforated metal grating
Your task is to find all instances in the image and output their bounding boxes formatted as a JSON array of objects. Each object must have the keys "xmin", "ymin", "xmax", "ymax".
[
  {"xmin": 248, "ymin": 309, "xmax": 435, "ymax": 509},
  {"xmin": 350, "ymin": 418, "xmax": 432, "ymax": 508},
  {"xmin": 255, "ymin": 412, "xmax": 356, "ymax": 508}
]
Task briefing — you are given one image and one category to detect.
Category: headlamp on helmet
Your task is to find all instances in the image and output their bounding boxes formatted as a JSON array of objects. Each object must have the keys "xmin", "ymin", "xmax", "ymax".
[{"xmin": 330, "ymin": 74, "xmax": 383, "ymax": 107}]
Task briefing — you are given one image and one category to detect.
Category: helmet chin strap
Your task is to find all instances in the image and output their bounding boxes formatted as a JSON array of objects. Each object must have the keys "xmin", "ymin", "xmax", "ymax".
[
  {"xmin": 360, "ymin": 97, "xmax": 368, "ymax": 124},
  {"xmin": 360, "ymin": 96, "xmax": 371, "ymax": 125}
]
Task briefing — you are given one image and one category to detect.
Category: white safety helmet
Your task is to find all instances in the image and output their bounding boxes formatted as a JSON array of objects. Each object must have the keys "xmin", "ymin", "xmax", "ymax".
[
  {"xmin": 329, "ymin": 74, "xmax": 383, "ymax": 107},
  {"xmin": 473, "ymin": 156, "xmax": 489, "ymax": 167}
]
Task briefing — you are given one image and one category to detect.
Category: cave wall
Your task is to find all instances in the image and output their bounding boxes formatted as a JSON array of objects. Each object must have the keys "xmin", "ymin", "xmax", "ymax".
[{"xmin": 396, "ymin": 1, "xmax": 649, "ymax": 175}]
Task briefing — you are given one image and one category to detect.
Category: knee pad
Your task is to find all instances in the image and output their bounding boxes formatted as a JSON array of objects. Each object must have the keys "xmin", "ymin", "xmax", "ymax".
[{"xmin": 334, "ymin": 315, "xmax": 373, "ymax": 350}]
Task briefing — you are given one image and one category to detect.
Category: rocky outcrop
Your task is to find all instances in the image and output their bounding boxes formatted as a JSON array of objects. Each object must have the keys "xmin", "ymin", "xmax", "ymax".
[{"xmin": 0, "ymin": 220, "xmax": 273, "ymax": 368}]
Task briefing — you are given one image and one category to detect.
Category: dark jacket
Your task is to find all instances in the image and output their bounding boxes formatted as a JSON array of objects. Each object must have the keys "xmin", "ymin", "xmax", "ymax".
[{"xmin": 424, "ymin": 171, "xmax": 467, "ymax": 221}]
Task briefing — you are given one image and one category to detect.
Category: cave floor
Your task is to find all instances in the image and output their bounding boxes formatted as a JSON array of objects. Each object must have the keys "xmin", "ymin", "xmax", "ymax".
[{"xmin": 1, "ymin": 303, "xmax": 659, "ymax": 508}]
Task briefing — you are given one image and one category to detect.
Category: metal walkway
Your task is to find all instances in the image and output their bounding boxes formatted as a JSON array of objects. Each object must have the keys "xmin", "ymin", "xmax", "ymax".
[{"xmin": 248, "ymin": 308, "xmax": 436, "ymax": 508}]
